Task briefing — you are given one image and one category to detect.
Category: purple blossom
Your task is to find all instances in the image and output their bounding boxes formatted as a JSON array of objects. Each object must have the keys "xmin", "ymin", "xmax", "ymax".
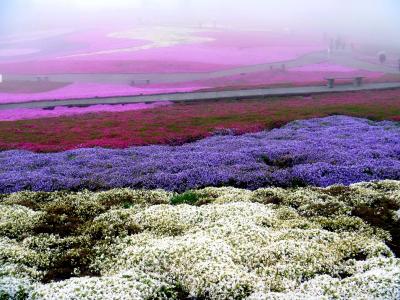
[{"xmin": 1, "ymin": 116, "xmax": 399, "ymax": 193}]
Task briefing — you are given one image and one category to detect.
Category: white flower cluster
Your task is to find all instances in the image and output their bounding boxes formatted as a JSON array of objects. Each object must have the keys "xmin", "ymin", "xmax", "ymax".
[
  {"xmin": 30, "ymin": 269, "xmax": 174, "ymax": 300},
  {"xmin": 250, "ymin": 257, "xmax": 400, "ymax": 300},
  {"xmin": 0, "ymin": 181, "xmax": 399, "ymax": 299},
  {"xmin": 0, "ymin": 205, "xmax": 43, "ymax": 238},
  {"xmin": 0, "ymin": 275, "xmax": 34, "ymax": 300},
  {"xmin": 91, "ymin": 202, "xmax": 395, "ymax": 299}
]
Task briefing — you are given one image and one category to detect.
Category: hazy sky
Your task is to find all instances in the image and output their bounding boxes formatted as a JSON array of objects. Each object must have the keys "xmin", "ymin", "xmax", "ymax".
[{"xmin": 1, "ymin": 0, "xmax": 399, "ymax": 45}]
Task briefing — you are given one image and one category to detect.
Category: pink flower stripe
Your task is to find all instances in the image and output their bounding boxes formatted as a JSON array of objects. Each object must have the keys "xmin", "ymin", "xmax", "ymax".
[{"xmin": 0, "ymin": 102, "xmax": 172, "ymax": 121}]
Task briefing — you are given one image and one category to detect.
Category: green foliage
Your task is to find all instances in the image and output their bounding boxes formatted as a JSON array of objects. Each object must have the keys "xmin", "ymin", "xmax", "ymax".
[{"xmin": 170, "ymin": 191, "xmax": 200, "ymax": 205}]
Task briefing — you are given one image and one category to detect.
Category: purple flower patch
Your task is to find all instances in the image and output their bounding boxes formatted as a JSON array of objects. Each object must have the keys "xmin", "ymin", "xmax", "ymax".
[{"xmin": 1, "ymin": 116, "xmax": 399, "ymax": 193}]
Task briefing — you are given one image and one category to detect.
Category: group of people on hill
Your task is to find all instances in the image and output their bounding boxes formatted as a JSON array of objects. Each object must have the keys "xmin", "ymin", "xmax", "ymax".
[
  {"xmin": 379, "ymin": 52, "xmax": 400, "ymax": 72},
  {"xmin": 329, "ymin": 37, "xmax": 348, "ymax": 51},
  {"xmin": 325, "ymin": 33, "xmax": 400, "ymax": 72}
]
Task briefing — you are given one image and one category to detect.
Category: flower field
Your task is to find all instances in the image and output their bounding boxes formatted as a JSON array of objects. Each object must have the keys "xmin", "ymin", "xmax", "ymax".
[
  {"xmin": 1, "ymin": 115, "xmax": 399, "ymax": 194},
  {"xmin": 0, "ymin": 181, "xmax": 399, "ymax": 299},
  {"xmin": 1, "ymin": 27, "xmax": 400, "ymax": 300},
  {"xmin": 0, "ymin": 28, "xmax": 325, "ymax": 74},
  {"xmin": 1, "ymin": 101, "xmax": 400, "ymax": 299},
  {"xmin": 1, "ymin": 89, "xmax": 400, "ymax": 152}
]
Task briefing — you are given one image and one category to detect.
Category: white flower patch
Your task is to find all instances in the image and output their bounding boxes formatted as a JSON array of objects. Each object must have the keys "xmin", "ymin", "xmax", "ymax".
[
  {"xmin": 0, "ymin": 181, "xmax": 399, "ymax": 299},
  {"xmin": 0, "ymin": 237, "xmax": 47, "ymax": 272},
  {"xmin": 297, "ymin": 258, "xmax": 400, "ymax": 299},
  {"xmin": 103, "ymin": 232, "xmax": 258, "ymax": 299},
  {"xmin": 248, "ymin": 258, "xmax": 400, "ymax": 299},
  {"xmin": 30, "ymin": 269, "xmax": 172, "ymax": 300},
  {"xmin": 0, "ymin": 276, "xmax": 34, "ymax": 299},
  {"xmin": 0, "ymin": 205, "xmax": 43, "ymax": 237},
  {"xmin": 132, "ymin": 204, "xmax": 200, "ymax": 236},
  {"xmin": 91, "ymin": 202, "xmax": 394, "ymax": 299},
  {"xmin": 349, "ymin": 180, "xmax": 400, "ymax": 207},
  {"xmin": 0, "ymin": 263, "xmax": 42, "ymax": 283}
]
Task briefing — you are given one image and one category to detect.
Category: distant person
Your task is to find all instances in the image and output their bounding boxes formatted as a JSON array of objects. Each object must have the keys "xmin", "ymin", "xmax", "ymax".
[{"xmin": 378, "ymin": 52, "xmax": 387, "ymax": 64}]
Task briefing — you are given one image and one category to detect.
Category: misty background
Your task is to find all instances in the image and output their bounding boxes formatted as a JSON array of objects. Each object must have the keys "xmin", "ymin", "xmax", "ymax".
[{"xmin": 1, "ymin": 0, "xmax": 399, "ymax": 47}]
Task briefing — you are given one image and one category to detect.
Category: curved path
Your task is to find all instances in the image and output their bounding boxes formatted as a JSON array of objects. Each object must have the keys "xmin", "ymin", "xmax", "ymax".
[{"xmin": 1, "ymin": 82, "xmax": 400, "ymax": 110}]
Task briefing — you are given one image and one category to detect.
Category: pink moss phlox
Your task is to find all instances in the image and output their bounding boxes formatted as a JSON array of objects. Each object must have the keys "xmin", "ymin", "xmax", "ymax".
[{"xmin": 0, "ymin": 101, "xmax": 172, "ymax": 121}]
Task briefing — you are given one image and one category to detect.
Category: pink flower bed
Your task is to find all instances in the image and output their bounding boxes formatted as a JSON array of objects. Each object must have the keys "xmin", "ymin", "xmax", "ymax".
[
  {"xmin": 0, "ymin": 43, "xmax": 323, "ymax": 74},
  {"xmin": 0, "ymin": 102, "xmax": 172, "ymax": 121},
  {"xmin": 57, "ymin": 29, "xmax": 325, "ymax": 64},
  {"xmin": 0, "ymin": 82, "xmax": 210, "ymax": 104}
]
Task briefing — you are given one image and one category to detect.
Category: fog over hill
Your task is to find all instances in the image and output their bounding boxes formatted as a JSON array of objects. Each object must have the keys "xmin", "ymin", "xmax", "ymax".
[{"xmin": 1, "ymin": 0, "xmax": 399, "ymax": 48}]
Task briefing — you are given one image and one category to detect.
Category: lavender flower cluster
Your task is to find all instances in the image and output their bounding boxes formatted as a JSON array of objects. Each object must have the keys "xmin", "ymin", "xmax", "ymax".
[{"xmin": 1, "ymin": 116, "xmax": 399, "ymax": 193}]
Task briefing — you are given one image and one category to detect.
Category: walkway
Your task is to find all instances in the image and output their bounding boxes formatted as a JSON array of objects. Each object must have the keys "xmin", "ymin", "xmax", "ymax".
[{"xmin": 1, "ymin": 82, "xmax": 400, "ymax": 110}]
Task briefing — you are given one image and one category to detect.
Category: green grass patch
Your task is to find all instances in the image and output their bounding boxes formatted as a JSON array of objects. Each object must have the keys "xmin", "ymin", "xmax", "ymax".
[{"xmin": 170, "ymin": 191, "xmax": 201, "ymax": 205}]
